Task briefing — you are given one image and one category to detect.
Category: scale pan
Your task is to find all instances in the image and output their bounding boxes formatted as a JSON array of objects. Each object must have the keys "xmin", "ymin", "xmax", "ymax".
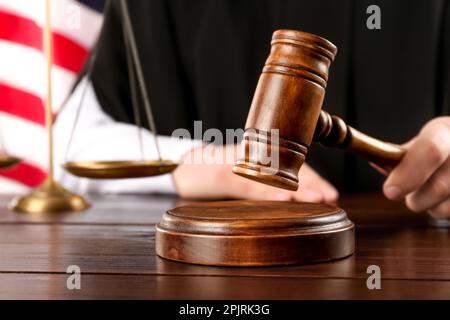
[
  {"xmin": 63, "ymin": 160, "xmax": 178, "ymax": 179},
  {"xmin": 0, "ymin": 155, "xmax": 21, "ymax": 169}
]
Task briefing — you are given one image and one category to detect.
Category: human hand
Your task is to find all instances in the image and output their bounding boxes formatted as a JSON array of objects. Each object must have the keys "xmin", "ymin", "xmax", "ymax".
[
  {"xmin": 382, "ymin": 117, "xmax": 450, "ymax": 218},
  {"xmin": 172, "ymin": 144, "xmax": 338, "ymax": 203}
]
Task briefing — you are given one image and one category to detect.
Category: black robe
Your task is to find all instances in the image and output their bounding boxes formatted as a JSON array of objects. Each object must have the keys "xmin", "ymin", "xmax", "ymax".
[{"xmin": 87, "ymin": 0, "xmax": 450, "ymax": 191}]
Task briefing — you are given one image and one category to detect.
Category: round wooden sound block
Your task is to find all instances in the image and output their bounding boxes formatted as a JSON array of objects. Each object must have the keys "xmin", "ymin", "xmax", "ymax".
[{"xmin": 156, "ymin": 200, "xmax": 354, "ymax": 267}]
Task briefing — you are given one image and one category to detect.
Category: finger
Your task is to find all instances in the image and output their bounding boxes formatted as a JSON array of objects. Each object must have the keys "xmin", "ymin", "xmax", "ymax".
[
  {"xmin": 228, "ymin": 173, "xmax": 293, "ymax": 201},
  {"xmin": 383, "ymin": 122, "xmax": 450, "ymax": 200},
  {"xmin": 294, "ymin": 181, "xmax": 338, "ymax": 203},
  {"xmin": 405, "ymin": 158, "xmax": 450, "ymax": 212},
  {"xmin": 229, "ymin": 168, "xmax": 329, "ymax": 202},
  {"xmin": 318, "ymin": 179, "xmax": 339, "ymax": 203},
  {"xmin": 369, "ymin": 138, "xmax": 415, "ymax": 176},
  {"xmin": 244, "ymin": 185, "xmax": 293, "ymax": 201},
  {"xmin": 293, "ymin": 188, "xmax": 324, "ymax": 203},
  {"xmin": 368, "ymin": 139, "xmax": 415, "ymax": 176},
  {"xmin": 297, "ymin": 164, "xmax": 339, "ymax": 203},
  {"xmin": 428, "ymin": 196, "xmax": 450, "ymax": 219},
  {"xmin": 400, "ymin": 138, "xmax": 416, "ymax": 150}
]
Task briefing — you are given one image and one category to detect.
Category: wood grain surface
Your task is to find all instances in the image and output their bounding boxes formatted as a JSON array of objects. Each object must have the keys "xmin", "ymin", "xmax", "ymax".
[
  {"xmin": 0, "ymin": 193, "xmax": 448, "ymax": 299},
  {"xmin": 156, "ymin": 200, "xmax": 354, "ymax": 266}
]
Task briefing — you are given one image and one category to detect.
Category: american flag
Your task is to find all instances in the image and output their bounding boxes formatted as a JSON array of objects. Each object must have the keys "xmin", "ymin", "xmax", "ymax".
[{"xmin": 0, "ymin": 0, "xmax": 104, "ymax": 193}]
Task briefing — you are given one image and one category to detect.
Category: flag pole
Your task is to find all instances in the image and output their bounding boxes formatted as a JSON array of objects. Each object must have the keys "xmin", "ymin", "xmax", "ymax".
[{"xmin": 44, "ymin": 0, "xmax": 54, "ymax": 183}]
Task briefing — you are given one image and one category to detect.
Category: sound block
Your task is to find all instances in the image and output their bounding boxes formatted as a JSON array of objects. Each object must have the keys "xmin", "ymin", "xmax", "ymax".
[{"xmin": 156, "ymin": 200, "xmax": 354, "ymax": 267}]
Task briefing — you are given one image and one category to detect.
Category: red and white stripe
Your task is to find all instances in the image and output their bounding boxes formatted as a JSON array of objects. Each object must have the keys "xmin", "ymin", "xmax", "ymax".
[{"xmin": 0, "ymin": 0, "xmax": 102, "ymax": 192}]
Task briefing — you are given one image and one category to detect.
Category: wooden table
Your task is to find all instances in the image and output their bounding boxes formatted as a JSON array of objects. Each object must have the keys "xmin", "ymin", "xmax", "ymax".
[{"xmin": 0, "ymin": 193, "xmax": 449, "ymax": 299}]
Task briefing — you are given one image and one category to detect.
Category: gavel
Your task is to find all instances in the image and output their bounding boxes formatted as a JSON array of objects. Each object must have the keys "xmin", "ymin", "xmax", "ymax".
[{"xmin": 233, "ymin": 29, "xmax": 406, "ymax": 191}]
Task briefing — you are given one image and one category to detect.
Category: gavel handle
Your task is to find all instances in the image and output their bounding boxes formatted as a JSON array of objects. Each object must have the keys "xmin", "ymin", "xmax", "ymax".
[{"xmin": 313, "ymin": 110, "xmax": 406, "ymax": 172}]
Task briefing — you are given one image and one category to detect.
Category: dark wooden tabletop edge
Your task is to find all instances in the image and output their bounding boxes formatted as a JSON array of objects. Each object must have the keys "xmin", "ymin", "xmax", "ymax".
[
  {"xmin": 1, "ymin": 270, "xmax": 449, "ymax": 282},
  {"xmin": 0, "ymin": 221, "xmax": 158, "ymax": 227}
]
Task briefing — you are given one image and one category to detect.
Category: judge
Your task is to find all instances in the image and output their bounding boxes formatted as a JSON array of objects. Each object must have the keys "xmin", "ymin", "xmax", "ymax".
[{"xmin": 55, "ymin": 0, "xmax": 450, "ymax": 218}]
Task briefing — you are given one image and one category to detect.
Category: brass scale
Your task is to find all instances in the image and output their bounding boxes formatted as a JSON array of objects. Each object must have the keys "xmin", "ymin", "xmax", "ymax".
[{"xmin": 2, "ymin": 0, "xmax": 178, "ymax": 213}]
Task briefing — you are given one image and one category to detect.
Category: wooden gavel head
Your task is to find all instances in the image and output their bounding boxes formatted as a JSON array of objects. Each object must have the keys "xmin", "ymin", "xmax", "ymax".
[
  {"xmin": 233, "ymin": 30, "xmax": 405, "ymax": 191},
  {"xmin": 233, "ymin": 30, "xmax": 338, "ymax": 191}
]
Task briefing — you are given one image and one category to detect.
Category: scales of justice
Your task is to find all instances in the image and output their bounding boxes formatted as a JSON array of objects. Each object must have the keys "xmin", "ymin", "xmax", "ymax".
[
  {"xmin": 3, "ymin": 0, "xmax": 407, "ymax": 266},
  {"xmin": 7, "ymin": 0, "xmax": 178, "ymax": 213}
]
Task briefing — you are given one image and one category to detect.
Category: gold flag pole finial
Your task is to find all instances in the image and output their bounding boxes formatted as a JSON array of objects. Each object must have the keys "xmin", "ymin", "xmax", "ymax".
[{"xmin": 9, "ymin": 0, "xmax": 89, "ymax": 214}]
